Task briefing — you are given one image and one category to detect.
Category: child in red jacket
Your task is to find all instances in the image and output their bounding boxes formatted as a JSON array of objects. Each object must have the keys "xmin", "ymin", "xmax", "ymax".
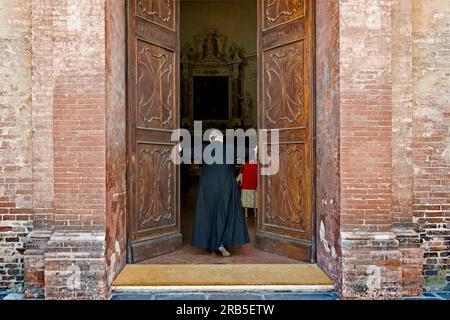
[{"xmin": 237, "ymin": 161, "xmax": 258, "ymax": 220}]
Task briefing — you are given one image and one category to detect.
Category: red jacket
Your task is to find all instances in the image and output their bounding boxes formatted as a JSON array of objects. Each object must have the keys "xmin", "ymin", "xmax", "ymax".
[{"xmin": 240, "ymin": 163, "xmax": 258, "ymax": 190}]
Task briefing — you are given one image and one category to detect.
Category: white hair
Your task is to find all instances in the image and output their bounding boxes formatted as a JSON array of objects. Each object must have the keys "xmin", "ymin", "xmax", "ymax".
[{"xmin": 208, "ymin": 129, "xmax": 223, "ymax": 142}]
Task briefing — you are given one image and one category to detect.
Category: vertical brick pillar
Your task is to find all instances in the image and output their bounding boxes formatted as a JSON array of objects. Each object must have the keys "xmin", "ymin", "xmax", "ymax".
[
  {"xmin": 391, "ymin": 0, "xmax": 422, "ymax": 296},
  {"xmin": 23, "ymin": 0, "xmax": 55, "ymax": 299},
  {"xmin": 0, "ymin": 0, "xmax": 33, "ymax": 292},
  {"xmin": 339, "ymin": 0, "xmax": 402, "ymax": 299},
  {"xmin": 412, "ymin": 0, "xmax": 450, "ymax": 291},
  {"xmin": 42, "ymin": 0, "xmax": 108, "ymax": 300},
  {"xmin": 391, "ymin": 0, "xmax": 414, "ymax": 228},
  {"xmin": 24, "ymin": 0, "xmax": 127, "ymax": 299},
  {"xmin": 23, "ymin": 230, "xmax": 52, "ymax": 298},
  {"xmin": 44, "ymin": 232, "xmax": 107, "ymax": 300},
  {"xmin": 23, "ymin": 0, "xmax": 110, "ymax": 300}
]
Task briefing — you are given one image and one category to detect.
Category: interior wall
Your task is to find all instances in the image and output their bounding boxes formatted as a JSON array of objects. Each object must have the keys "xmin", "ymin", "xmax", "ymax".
[
  {"xmin": 180, "ymin": 0, "xmax": 257, "ymax": 125},
  {"xmin": 315, "ymin": 0, "xmax": 342, "ymax": 283}
]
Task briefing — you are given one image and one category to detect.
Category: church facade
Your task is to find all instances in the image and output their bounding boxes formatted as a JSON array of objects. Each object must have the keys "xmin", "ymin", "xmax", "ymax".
[{"xmin": 0, "ymin": 0, "xmax": 449, "ymax": 299}]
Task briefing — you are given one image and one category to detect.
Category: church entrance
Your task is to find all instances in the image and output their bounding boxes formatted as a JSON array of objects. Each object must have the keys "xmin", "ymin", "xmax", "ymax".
[{"xmin": 125, "ymin": 0, "xmax": 315, "ymax": 266}]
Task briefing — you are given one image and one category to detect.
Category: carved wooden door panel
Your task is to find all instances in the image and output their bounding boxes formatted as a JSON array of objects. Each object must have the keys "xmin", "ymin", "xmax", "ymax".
[
  {"xmin": 127, "ymin": 0, "xmax": 181, "ymax": 263},
  {"xmin": 257, "ymin": 0, "xmax": 313, "ymax": 261}
]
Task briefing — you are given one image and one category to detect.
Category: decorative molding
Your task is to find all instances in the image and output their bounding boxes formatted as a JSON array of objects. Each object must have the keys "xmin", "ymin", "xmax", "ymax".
[
  {"xmin": 264, "ymin": 41, "xmax": 305, "ymax": 128},
  {"xmin": 137, "ymin": 0, "xmax": 175, "ymax": 30},
  {"xmin": 137, "ymin": 146, "xmax": 174, "ymax": 229},
  {"xmin": 264, "ymin": 0, "xmax": 305, "ymax": 29},
  {"xmin": 180, "ymin": 29, "xmax": 250, "ymax": 129},
  {"xmin": 181, "ymin": 29, "xmax": 243, "ymax": 74},
  {"xmin": 137, "ymin": 41, "xmax": 174, "ymax": 129},
  {"xmin": 264, "ymin": 144, "xmax": 304, "ymax": 227}
]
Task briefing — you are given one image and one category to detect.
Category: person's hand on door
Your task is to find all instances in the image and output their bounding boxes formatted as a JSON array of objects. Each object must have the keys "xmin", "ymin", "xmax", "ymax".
[{"xmin": 236, "ymin": 173, "xmax": 242, "ymax": 185}]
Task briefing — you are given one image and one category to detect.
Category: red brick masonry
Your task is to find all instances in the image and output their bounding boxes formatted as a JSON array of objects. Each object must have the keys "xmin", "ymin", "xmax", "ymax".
[{"xmin": 1, "ymin": 0, "xmax": 448, "ymax": 299}]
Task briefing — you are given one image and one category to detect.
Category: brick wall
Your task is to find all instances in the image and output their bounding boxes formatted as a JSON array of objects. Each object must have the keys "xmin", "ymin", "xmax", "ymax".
[
  {"xmin": 340, "ymin": 0, "xmax": 393, "ymax": 233},
  {"xmin": 390, "ymin": 0, "xmax": 423, "ymax": 297},
  {"xmin": 341, "ymin": 232, "xmax": 402, "ymax": 299},
  {"xmin": 22, "ymin": 0, "xmax": 56, "ymax": 298},
  {"xmin": 52, "ymin": 0, "xmax": 106, "ymax": 232},
  {"xmin": 0, "ymin": 0, "xmax": 32, "ymax": 292},
  {"xmin": 44, "ymin": 232, "xmax": 107, "ymax": 299},
  {"xmin": 43, "ymin": 0, "xmax": 108, "ymax": 300},
  {"xmin": 1, "ymin": 0, "xmax": 448, "ymax": 299},
  {"xmin": 31, "ymin": 0, "xmax": 55, "ymax": 230},
  {"xmin": 22, "ymin": 0, "xmax": 126, "ymax": 299},
  {"xmin": 391, "ymin": 0, "xmax": 414, "ymax": 228},
  {"xmin": 339, "ymin": 0, "xmax": 403, "ymax": 299},
  {"xmin": 412, "ymin": 0, "xmax": 450, "ymax": 290}
]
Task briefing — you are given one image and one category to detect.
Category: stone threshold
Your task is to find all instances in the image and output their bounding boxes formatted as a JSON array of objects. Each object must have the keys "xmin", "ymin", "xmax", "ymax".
[{"xmin": 112, "ymin": 284, "xmax": 335, "ymax": 293}]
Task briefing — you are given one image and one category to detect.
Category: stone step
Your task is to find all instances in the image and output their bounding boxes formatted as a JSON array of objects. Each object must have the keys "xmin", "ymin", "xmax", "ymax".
[
  {"xmin": 112, "ymin": 284, "xmax": 335, "ymax": 294},
  {"xmin": 109, "ymin": 291, "xmax": 340, "ymax": 300}
]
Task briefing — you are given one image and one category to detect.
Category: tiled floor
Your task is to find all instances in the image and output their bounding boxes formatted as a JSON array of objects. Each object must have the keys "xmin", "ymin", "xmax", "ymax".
[
  {"xmin": 139, "ymin": 219, "xmax": 301, "ymax": 265},
  {"xmin": 139, "ymin": 179, "xmax": 301, "ymax": 265}
]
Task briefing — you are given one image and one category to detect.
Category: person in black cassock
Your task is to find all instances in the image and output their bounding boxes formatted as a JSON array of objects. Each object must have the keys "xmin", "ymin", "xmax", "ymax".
[{"xmin": 189, "ymin": 129, "xmax": 251, "ymax": 256}]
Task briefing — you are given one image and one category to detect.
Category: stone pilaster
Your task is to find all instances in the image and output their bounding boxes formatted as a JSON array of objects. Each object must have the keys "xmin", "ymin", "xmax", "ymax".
[
  {"xmin": 341, "ymin": 232, "xmax": 402, "ymax": 299},
  {"xmin": 23, "ymin": 230, "xmax": 52, "ymax": 298},
  {"xmin": 393, "ymin": 228, "xmax": 423, "ymax": 296},
  {"xmin": 44, "ymin": 232, "xmax": 108, "ymax": 300}
]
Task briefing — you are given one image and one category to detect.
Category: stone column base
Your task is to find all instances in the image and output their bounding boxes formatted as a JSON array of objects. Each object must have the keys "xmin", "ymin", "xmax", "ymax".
[
  {"xmin": 393, "ymin": 228, "xmax": 423, "ymax": 296},
  {"xmin": 23, "ymin": 230, "xmax": 53, "ymax": 299},
  {"xmin": 341, "ymin": 232, "xmax": 402, "ymax": 299},
  {"xmin": 44, "ymin": 231, "xmax": 108, "ymax": 300}
]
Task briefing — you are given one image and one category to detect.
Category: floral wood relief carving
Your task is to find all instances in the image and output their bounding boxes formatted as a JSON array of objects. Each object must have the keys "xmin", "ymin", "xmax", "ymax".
[
  {"xmin": 138, "ymin": 0, "xmax": 174, "ymax": 29},
  {"xmin": 137, "ymin": 42, "xmax": 174, "ymax": 129},
  {"xmin": 265, "ymin": 145, "xmax": 304, "ymax": 227},
  {"xmin": 264, "ymin": 41, "xmax": 305, "ymax": 128},
  {"xmin": 264, "ymin": 0, "xmax": 305, "ymax": 29},
  {"xmin": 138, "ymin": 146, "xmax": 173, "ymax": 228}
]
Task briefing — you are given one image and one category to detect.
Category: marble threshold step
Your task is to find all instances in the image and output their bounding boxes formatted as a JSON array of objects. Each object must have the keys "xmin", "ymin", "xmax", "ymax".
[{"xmin": 111, "ymin": 264, "xmax": 335, "ymax": 293}]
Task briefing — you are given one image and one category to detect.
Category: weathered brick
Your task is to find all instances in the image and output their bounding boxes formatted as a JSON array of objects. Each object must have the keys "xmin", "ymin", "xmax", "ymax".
[
  {"xmin": 44, "ymin": 232, "xmax": 108, "ymax": 300},
  {"xmin": 412, "ymin": 0, "xmax": 450, "ymax": 291},
  {"xmin": 0, "ymin": 0, "xmax": 33, "ymax": 292},
  {"xmin": 1, "ymin": 0, "xmax": 448, "ymax": 300}
]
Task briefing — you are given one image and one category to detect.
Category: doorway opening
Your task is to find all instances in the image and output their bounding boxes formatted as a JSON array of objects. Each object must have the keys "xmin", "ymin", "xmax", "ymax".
[
  {"xmin": 126, "ymin": 0, "xmax": 316, "ymax": 268},
  {"xmin": 137, "ymin": 0, "xmax": 297, "ymax": 265}
]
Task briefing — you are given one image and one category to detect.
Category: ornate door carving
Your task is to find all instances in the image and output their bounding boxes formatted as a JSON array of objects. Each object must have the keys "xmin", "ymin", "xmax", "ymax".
[
  {"xmin": 257, "ymin": 0, "xmax": 313, "ymax": 261},
  {"xmin": 127, "ymin": 0, "xmax": 181, "ymax": 262}
]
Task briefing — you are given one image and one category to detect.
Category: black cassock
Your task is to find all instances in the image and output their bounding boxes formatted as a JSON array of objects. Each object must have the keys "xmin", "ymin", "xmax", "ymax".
[{"xmin": 190, "ymin": 141, "xmax": 250, "ymax": 251}]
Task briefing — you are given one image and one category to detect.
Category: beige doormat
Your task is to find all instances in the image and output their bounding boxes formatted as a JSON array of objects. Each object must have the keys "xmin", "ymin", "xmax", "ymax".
[{"xmin": 112, "ymin": 264, "xmax": 333, "ymax": 287}]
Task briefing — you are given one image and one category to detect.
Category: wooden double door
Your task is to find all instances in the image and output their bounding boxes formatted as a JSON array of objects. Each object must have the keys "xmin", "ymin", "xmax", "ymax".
[{"xmin": 126, "ymin": 0, "xmax": 314, "ymax": 263}]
